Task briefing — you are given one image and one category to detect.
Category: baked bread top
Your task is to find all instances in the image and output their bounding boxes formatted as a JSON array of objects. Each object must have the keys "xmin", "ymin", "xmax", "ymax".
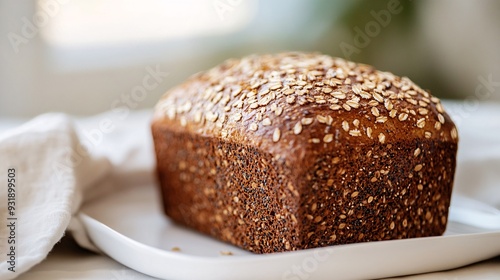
[{"xmin": 153, "ymin": 52, "xmax": 458, "ymax": 163}]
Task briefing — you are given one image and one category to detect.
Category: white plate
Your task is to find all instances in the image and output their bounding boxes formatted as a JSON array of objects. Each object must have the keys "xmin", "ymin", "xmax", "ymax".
[{"xmin": 79, "ymin": 184, "xmax": 500, "ymax": 280}]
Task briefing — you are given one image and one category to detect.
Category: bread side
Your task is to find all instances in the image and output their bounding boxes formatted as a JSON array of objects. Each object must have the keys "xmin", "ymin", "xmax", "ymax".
[{"xmin": 152, "ymin": 52, "xmax": 458, "ymax": 253}]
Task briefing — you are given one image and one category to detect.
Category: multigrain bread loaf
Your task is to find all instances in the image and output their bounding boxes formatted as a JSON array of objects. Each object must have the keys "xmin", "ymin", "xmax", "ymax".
[{"xmin": 151, "ymin": 52, "xmax": 458, "ymax": 254}]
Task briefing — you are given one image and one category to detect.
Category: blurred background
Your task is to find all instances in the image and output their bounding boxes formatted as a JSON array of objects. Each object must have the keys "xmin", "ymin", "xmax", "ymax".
[{"xmin": 1, "ymin": 0, "xmax": 499, "ymax": 118}]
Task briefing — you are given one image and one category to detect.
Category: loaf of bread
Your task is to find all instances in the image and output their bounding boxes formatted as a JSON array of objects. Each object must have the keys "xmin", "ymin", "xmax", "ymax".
[{"xmin": 151, "ymin": 52, "xmax": 458, "ymax": 253}]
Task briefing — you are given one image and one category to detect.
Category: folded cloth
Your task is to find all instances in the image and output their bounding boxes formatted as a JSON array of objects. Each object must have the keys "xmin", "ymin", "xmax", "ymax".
[
  {"xmin": 445, "ymin": 101, "xmax": 500, "ymax": 208},
  {"xmin": 0, "ymin": 114, "xmax": 111, "ymax": 280},
  {"xmin": 67, "ymin": 110, "xmax": 157, "ymax": 252},
  {"xmin": 0, "ymin": 102, "xmax": 499, "ymax": 280}
]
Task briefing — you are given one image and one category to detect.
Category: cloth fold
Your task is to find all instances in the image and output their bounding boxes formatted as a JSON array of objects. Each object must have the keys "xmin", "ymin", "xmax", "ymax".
[
  {"xmin": 0, "ymin": 114, "xmax": 111, "ymax": 280},
  {"xmin": 0, "ymin": 103, "xmax": 499, "ymax": 280}
]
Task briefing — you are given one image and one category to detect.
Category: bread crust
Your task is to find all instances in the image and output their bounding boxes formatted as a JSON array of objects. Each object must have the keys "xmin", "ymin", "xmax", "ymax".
[{"xmin": 152, "ymin": 52, "xmax": 458, "ymax": 253}]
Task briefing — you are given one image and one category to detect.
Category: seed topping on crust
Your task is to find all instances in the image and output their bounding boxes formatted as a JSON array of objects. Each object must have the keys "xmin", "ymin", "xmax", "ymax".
[{"xmin": 157, "ymin": 52, "xmax": 457, "ymax": 145}]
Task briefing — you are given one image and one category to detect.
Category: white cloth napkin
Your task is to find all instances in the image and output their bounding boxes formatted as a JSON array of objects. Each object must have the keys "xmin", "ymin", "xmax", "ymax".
[
  {"xmin": 0, "ymin": 114, "xmax": 111, "ymax": 279},
  {"xmin": 0, "ymin": 102, "xmax": 499, "ymax": 280},
  {"xmin": 0, "ymin": 110, "xmax": 155, "ymax": 280},
  {"xmin": 446, "ymin": 102, "xmax": 500, "ymax": 208}
]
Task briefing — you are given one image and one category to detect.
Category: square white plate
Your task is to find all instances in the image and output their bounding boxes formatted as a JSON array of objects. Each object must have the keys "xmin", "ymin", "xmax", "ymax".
[{"xmin": 80, "ymin": 184, "xmax": 500, "ymax": 280}]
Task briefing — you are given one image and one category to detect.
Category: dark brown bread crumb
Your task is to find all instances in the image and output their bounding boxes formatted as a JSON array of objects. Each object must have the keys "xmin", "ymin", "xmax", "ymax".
[{"xmin": 151, "ymin": 52, "xmax": 458, "ymax": 253}]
